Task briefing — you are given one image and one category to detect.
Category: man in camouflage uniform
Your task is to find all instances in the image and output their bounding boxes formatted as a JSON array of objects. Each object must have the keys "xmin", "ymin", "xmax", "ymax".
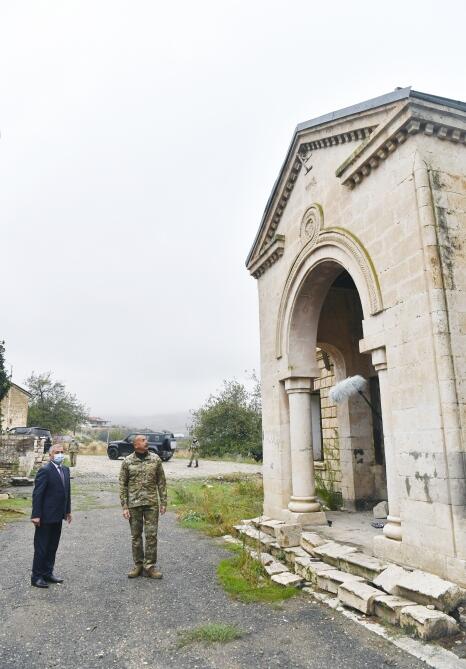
[
  {"xmin": 68, "ymin": 439, "xmax": 80, "ymax": 467},
  {"xmin": 119, "ymin": 434, "xmax": 167, "ymax": 579},
  {"xmin": 187, "ymin": 437, "xmax": 200, "ymax": 468}
]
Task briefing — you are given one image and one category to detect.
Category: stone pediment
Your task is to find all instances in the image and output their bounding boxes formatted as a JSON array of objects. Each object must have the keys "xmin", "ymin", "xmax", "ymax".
[{"xmin": 246, "ymin": 88, "xmax": 466, "ymax": 279}]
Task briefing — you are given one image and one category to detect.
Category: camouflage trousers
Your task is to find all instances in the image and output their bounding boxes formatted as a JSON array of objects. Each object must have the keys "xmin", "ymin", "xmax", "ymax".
[
  {"xmin": 69, "ymin": 453, "xmax": 77, "ymax": 467},
  {"xmin": 128, "ymin": 505, "xmax": 159, "ymax": 569}
]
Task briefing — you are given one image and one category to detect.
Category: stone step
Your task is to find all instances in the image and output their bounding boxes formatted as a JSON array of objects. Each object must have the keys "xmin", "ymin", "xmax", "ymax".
[
  {"xmin": 274, "ymin": 523, "xmax": 301, "ymax": 548},
  {"xmin": 373, "ymin": 594, "xmax": 417, "ymax": 625},
  {"xmin": 271, "ymin": 572, "xmax": 304, "ymax": 587},
  {"xmin": 316, "ymin": 569, "xmax": 364, "ymax": 595},
  {"xmin": 233, "ymin": 525, "xmax": 276, "ymax": 551},
  {"xmin": 246, "ymin": 548, "xmax": 275, "ymax": 566},
  {"xmin": 313, "ymin": 541, "xmax": 358, "ymax": 567},
  {"xmin": 221, "ymin": 534, "xmax": 242, "ymax": 546},
  {"xmin": 283, "ymin": 546, "xmax": 309, "ymax": 566},
  {"xmin": 399, "ymin": 605, "xmax": 459, "ymax": 640},
  {"xmin": 294, "ymin": 557, "xmax": 335, "ymax": 584},
  {"xmin": 300, "ymin": 531, "xmax": 327, "ymax": 555},
  {"xmin": 337, "ymin": 581, "xmax": 382, "ymax": 615},
  {"xmin": 259, "ymin": 519, "xmax": 285, "ymax": 537},
  {"xmin": 338, "ymin": 552, "xmax": 388, "ymax": 582},
  {"xmin": 249, "ymin": 516, "xmax": 272, "ymax": 529},
  {"xmin": 373, "ymin": 564, "xmax": 411, "ymax": 595},
  {"xmin": 264, "ymin": 560, "xmax": 289, "ymax": 576},
  {"xmin": 395, "ymin": 569, "xmax": 466, "ymax": 614}
]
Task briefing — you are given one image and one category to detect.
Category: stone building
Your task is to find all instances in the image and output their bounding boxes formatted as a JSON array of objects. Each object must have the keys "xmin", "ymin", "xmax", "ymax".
[
  {"xmin": 0, "ymin": 382, "xmax": 31, "ymax": 431},
  {"xmin": 246, "ymin": 88, "xmax": 466, "ymax": 585}
]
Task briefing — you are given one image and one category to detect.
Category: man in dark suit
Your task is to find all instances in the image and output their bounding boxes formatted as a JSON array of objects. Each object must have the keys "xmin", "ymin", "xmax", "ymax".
[{"xmin": 31, "ymin": 443, "xmax": 72, "ymax": 588}]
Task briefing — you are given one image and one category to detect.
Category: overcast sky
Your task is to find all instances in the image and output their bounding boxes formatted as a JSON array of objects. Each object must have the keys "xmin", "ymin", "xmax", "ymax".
[{"xmin": 1, "ymin": 0, "xmax": 464, "ymax": 418}]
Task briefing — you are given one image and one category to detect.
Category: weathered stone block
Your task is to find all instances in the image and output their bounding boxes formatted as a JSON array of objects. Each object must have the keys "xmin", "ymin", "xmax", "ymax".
[
  {"xmin": 313, "ymin": 541, "xmax": 358, "ymax": 567},
  {"xmin": 247, "ymin": 549, "xmax": 274, "ymax": 566},
  {"xmin": 372, "ymin": 501, "xmax": 388, "ymax": 519},
  {"xmin": 300, "ymin": 531, "xmax": 327, "ymax": 555},
  {"xmin": 294, "ymin": 557, "xmax": 334, "ymax": 583},
  {"xmin": 316, "ymin": 569, "xmax": 364, "ymax": 595},
  {"xmin": 373, "ymin": 564, "xmax": 411, "ymax": 595},
  {"xmin": 339, "ymin": 552, "xmax": 388, "ymax": 582},
  {"xmin": 399, "ymin": 605, "xmax": 458, "ymax": 640},
  {"xmin": 337, "ymin": 581, "xmax": 381, "ymax": 615},
  {"xmin": 274, "ymin": 523, "xmax": 301, "ymax": 548},
  {"xmin": 222, "ymin": 534, "xmax": 241, "ymax": 546},
  {"xmin": 283, "ymin": 546, "xmax": 309, "ymax": 565},
  {"xmin": 264, "ymin": 561, "xmax": 289, "ymax": 576},
  {"xmin": 260, "ymin": 519, "xmax": 285, "ymax": 536},
  {"xmin": 271, "ymin": 572, "xmax": 303, "ymax": 587},
  {"xmin": 373, "ymin": 595, "xmax": 417, "ymax": 625},
  {"xmin": 396, "ymin": 569, "xmax": 466, "ymax": 613}
]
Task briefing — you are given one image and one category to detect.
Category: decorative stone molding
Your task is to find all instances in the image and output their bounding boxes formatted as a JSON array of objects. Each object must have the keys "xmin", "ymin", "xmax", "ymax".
[
  {"xmin": 248, "ymin": 234, "xmax": 285, "ymax": 279},
  {"xmin": 276, "ymin": 227, "xmax": 383, "ymax": 359},
  {"xmin": 338, "ymin": 109, "xmax": 466, "ymax": 189},
  {"xmin": 251, "ymin": 126, "xmax": 376, "ymax": 262},
  {"xmin": 300, "ymin": 203, "xmax": 324, "ymax": 247}
]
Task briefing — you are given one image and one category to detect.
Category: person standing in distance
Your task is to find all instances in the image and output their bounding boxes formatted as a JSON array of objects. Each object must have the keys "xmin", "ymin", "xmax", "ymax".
[
  {"xmin": 68, "ymin": 438, "xmax": 80, "ymax": 467},
  {"xmin": 30, "ymin": 443, "xmax": 71, "ymax": 588},
  {"xmin": 187, "ymin": 437, "xmax": 200, "ymax": 468},
  {"xmin": 119, "ymin": 435, "xmax": 167, "ymax": 579}
]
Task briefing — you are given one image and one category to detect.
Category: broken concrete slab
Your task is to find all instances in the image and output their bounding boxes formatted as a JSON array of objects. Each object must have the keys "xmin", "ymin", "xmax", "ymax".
[
  {"xmin": 373, "ymin": 594, "xmax": 417, "ymax": 625},
  {"xmin": 372, "ymin": 501, "xmax": 388, "ymax": 519},
  {"xmin": 264, "ymin": 561, "xmax": 289, "ymax": 576},
  {"xmin": 283, "ymin": 546, "xmax": 309, "ymax": 565},
  {"xmin": 399, "ymin": 605, "xmax": 459, "ymax": 640},
  {"xmin": 339, "ymin": 552, "xmax": 388, "ymax": 582},
  {"xmin": 337, "ymin": 581, "xmax": 381, "ymax": 615},
  {"xmin": 271, "ymin": 572, "xmax": 303, "ymax": 587},
  {"xmin": 313, "ymin": 541, "xmax": 358, "ymax": 567},
  {"xmin": 300, "ymin": 531, "xmax": 327, "ymax": 555},
  {"xmin": 373, "ymin": 564, "xmax": 411, "ymax": 595},
  {"xmin": 396, "ymin": 569, "xmax": 466, "ymax": 613},
  {"xmin": 294, "ymin": 557, "xmax": 334, "ymax": 583},
  {"xmin": 274, "ymin": 523, "xmax": 301, "ymax": 548},
  {"xmin": 316, "ymin": 569, "xmax": 364, "ymax": 595}
]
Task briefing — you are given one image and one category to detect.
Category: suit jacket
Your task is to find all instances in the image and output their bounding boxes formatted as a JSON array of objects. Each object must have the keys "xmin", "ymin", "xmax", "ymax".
[{"xmin": 31, "ymin": 462, "xmax": 71, "ymax": 523}]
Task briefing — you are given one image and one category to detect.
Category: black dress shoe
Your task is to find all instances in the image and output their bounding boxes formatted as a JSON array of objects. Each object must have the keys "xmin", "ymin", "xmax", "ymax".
[
  {"xmin": 44, "ymin": 574, "xmax": 64, "ymax": 584},
  {"xmin": 31, "ymin": 577, "xmax": 49, "ymax": 588}
]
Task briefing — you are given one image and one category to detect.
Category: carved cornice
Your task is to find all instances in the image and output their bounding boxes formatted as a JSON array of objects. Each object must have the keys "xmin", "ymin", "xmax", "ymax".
[
  {"xmin": 337, "ymin": 102, "xmax": 466, "ymax": 189},
  {"xmin": 255, "ymin": 126, "xmax": 375, "ymax": 256},
  {"xmin": 248, "ymin": 234, "xmax": 285, "ymax": 279}
]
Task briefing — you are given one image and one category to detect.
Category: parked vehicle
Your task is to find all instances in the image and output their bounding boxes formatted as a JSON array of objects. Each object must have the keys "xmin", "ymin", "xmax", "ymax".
[
  {"xmin": 7, "ymin": 426, "xmax": 53, "ymax": 452},
  {"xmin": 107, "ymin": 431, "xmax": 176, "ymax": 461}
]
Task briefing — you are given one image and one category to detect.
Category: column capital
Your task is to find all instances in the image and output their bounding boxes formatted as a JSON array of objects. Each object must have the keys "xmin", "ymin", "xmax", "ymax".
[{"xmin": 284, "ymin": 376, "xmax": 314, "ymax": 394}]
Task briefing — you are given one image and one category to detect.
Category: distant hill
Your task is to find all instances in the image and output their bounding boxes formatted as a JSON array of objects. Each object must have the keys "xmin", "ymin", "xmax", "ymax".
[{"xmin": 108, "ymin": 411, "xmax": 192, "ymax": 435}]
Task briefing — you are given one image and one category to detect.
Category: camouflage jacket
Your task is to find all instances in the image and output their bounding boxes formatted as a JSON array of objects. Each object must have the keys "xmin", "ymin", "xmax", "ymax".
[
  {"xmin": 119, "ymin": 451, "xmax": 167, "ymax": 509},
  {"xmin": 68, "ymin": 441, "xmax": 80, "ymax": 453}
]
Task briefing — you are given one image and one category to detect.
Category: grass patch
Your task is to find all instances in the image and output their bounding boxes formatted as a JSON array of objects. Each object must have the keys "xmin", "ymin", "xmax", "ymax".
[
  {"xmin": 168, "ymin": 475, "xmax": 263, "ymax": 537},
  {"xmin": 176, "ymin": 623, "xmax": 243, "ymax": 648},
  {"xmin": 217, "ymin": 551, "xmax": 299, "ymax": 604},
  {"xmin": 0, "ymin": 497, "xmax": 31, "ymax": 526}
]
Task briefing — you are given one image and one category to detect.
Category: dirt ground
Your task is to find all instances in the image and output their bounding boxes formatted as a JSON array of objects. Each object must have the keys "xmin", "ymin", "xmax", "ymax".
[{"xmin": 0, "ymin": 457, "xmax": 429, "ymax": 669}]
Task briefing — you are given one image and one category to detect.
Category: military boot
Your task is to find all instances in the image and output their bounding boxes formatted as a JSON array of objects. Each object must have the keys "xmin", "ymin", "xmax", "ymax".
[
  {"xmin": 144, "ymin": 566, "xmax": 163, "ymax": 579},
  {"xmin": 128, "ymin": 564, "xmax": 143, "ymax": 578}
]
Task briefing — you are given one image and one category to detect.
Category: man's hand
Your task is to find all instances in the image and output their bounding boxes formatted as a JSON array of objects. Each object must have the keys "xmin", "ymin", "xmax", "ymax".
[
  {"xmin": 31, "ymin": 517, "xmax": 40, "ymax": 527},
  {"xmin": 160, "ymin": 506, "xmax": 166, "ymax": 516},
  {"xmin": 123, "ymin": 509, "xmax": 131, "ymax": 520},
  {"xmin": 66, "ymin": 513, "xmax": 72, "ymax": 524}
]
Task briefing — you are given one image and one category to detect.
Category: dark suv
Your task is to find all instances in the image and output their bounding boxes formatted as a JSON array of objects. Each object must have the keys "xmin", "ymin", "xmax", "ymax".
[
  {"xmin": 7, "ymin": 426, "xmax": 52, "ymax": 452},
  {"xmin": 107, "ymin": 431, "xmax": 176, "ymax": 461}
]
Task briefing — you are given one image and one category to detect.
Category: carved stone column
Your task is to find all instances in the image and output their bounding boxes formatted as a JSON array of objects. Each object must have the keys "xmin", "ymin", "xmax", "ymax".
[
  {"xmin": 285, "ymin": 377, "xmax": 327, "ymax": 525},
  {"xmin": 372, "ymin": 348, "xmax": 402, "ymax": 541}
]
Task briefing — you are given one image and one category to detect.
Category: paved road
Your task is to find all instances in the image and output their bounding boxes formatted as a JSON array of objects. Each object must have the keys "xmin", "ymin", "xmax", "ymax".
[{"xmin": 0, "ymin": 463, "xmax": 427, "ymax": 669}]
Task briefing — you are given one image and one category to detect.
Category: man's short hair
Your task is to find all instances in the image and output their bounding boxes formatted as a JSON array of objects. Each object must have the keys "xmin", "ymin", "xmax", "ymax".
[
  {"xmin": 133, "ymin": 434, "xmax": 147, "ymax": 443},
  {"xmin": 49, "ymin": 443, "xmax": 63, "ymax": 455}
]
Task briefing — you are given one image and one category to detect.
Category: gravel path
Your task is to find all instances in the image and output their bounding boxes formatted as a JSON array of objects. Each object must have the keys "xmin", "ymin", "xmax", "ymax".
[
  {"xmin": 75, "ymin": 455, "xmax": 262, "ymax": 480},
  {"xmin": 0, "ymin": 461, "xmax": 427, "ymax": 669}
]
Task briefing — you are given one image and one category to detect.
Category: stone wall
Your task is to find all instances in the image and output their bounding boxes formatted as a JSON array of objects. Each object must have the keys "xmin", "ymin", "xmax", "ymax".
[
  {"xmin": 313, "ymin": 351, "xmax": 341, "ymax": 492},
  {"xmin": 0, "ymin": 384, "xmax": 29, "ymax": 431},
  {"xmin": 0, "ymin": 436, "xmax": 44, "ymax": 487}
]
